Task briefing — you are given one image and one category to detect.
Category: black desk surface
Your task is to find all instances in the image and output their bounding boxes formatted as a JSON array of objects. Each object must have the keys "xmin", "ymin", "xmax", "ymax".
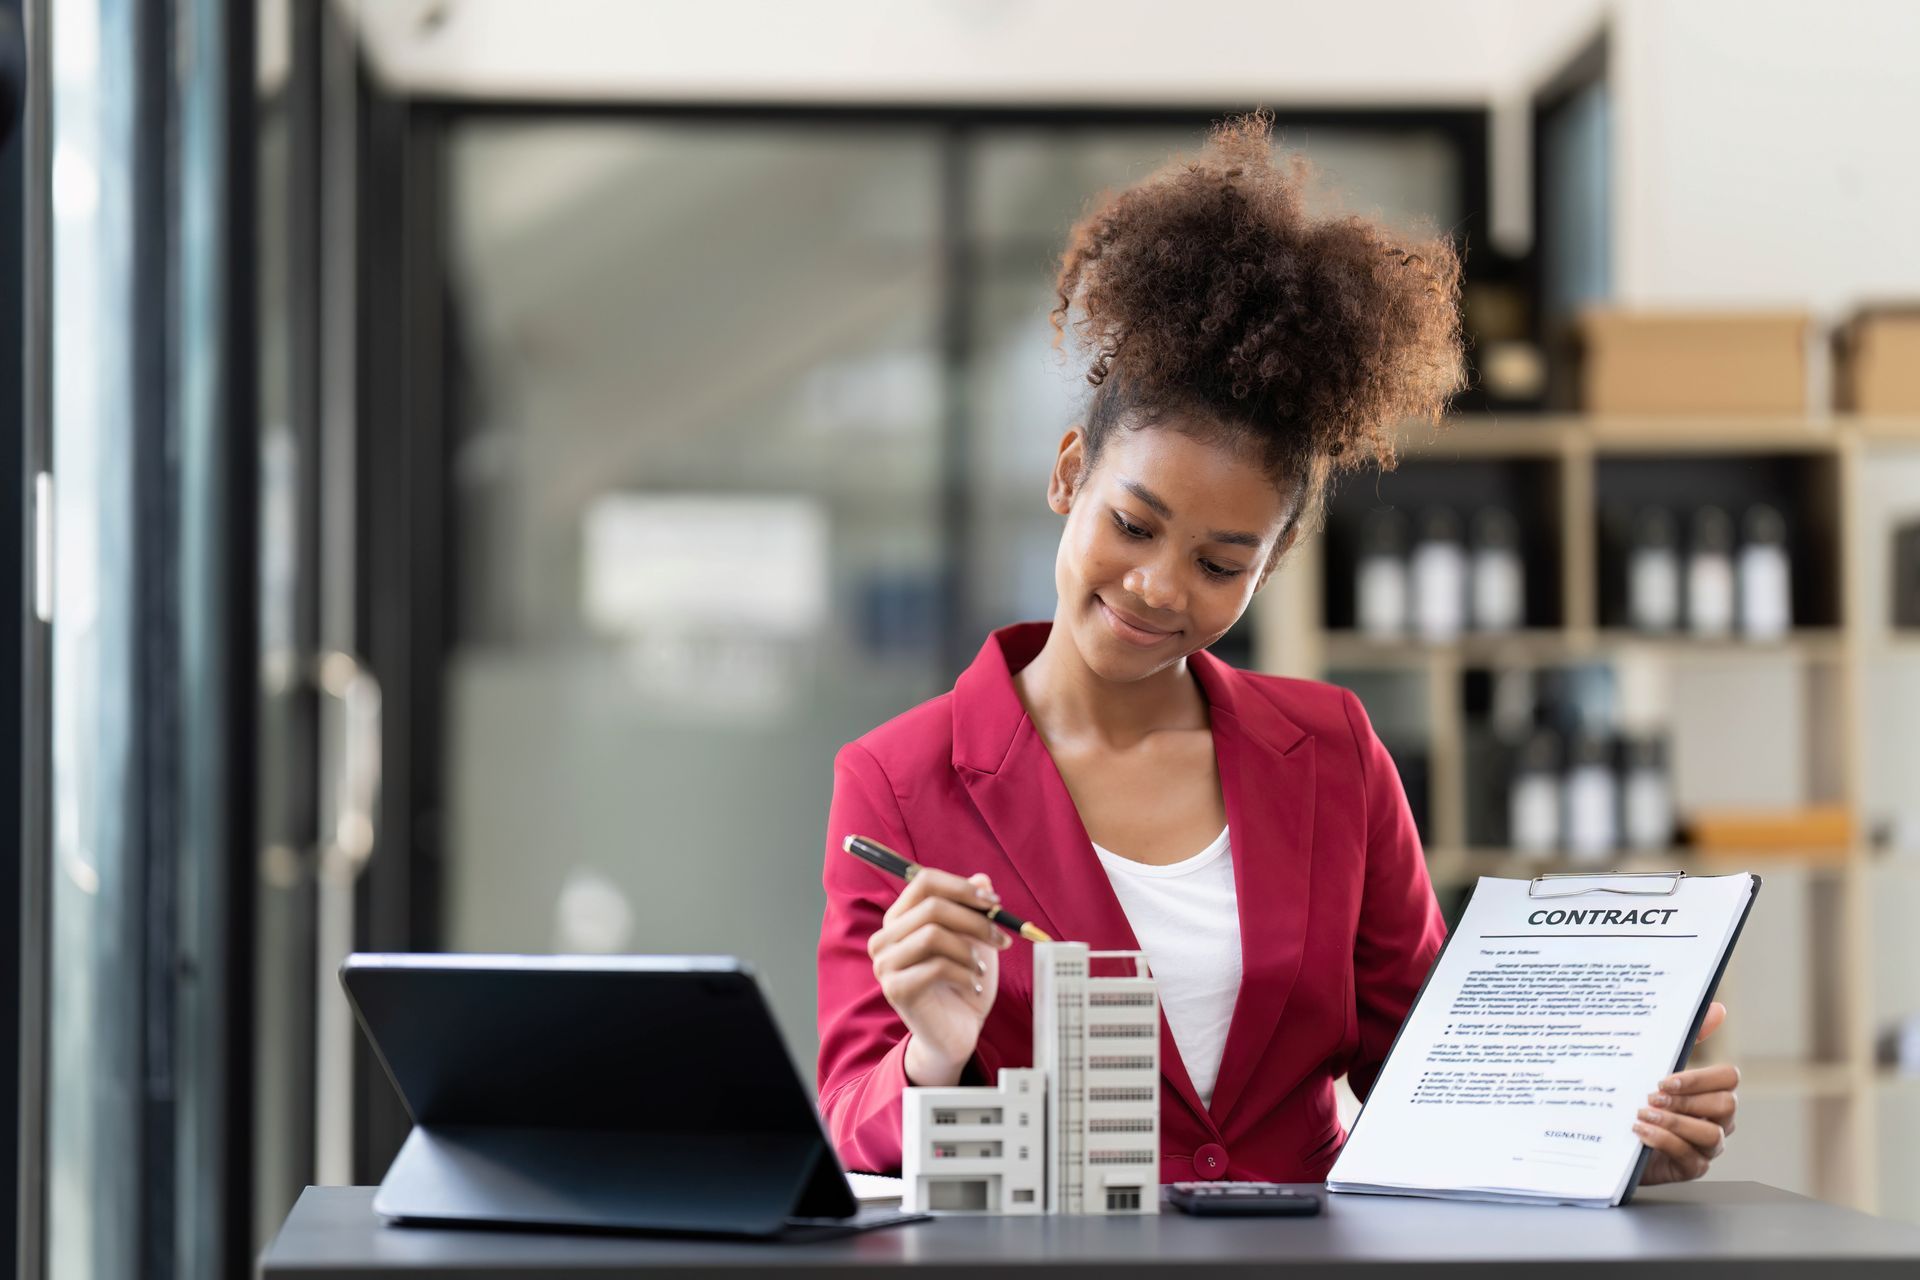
[{"xmin": 260, "ymin": 1181, "xmax": 1920, "ymax": 1278}]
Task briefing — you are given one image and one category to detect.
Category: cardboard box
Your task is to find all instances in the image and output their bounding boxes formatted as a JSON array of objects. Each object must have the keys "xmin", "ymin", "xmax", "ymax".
[
  {"xmin": 1836, "ymin": 308, "xmax": 1920, "ymax": 414},
  {"xmin": 1579, "ymin": 310, "xmax": 1809, "ymax": 415}
]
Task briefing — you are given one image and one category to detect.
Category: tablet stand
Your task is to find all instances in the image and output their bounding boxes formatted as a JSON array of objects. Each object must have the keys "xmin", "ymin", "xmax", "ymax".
[{"xmin": 375, "ymin": 1125, "xmax": 859, "ymax": 1237}]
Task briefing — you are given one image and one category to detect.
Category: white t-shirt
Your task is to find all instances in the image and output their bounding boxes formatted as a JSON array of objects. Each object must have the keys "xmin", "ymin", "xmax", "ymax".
[{"xmin": 1090, "ymin": 826, "xmax": 1243, "ymax": 1109}]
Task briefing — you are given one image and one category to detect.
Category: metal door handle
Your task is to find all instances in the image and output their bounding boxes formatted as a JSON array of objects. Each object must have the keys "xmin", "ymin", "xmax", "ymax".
[
  {"xmin": 315, "ymin": 649, "xmax": 380, "ymax": 887},
  {"xmin": 312, "ymin": 649, "xmax": 380, "ymax": 1186}
]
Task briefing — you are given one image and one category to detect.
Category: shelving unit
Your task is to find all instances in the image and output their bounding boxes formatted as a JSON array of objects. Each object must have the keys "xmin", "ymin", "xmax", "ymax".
[{"xmin": 1255, "ymin": 413, "xmax": 1920, "ymax": 1215}]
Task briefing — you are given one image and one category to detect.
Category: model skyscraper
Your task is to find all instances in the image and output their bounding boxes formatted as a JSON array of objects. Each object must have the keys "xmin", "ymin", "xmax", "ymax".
[{"xmin": 901, "ymin": 941, "xmax": 1160, "ymax": 1215}]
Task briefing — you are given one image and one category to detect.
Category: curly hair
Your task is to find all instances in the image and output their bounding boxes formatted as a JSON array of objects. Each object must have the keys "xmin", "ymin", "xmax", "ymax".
[{"xmin": 1050, "ymin": 110, "xmax": 1466, "ymax": 563}]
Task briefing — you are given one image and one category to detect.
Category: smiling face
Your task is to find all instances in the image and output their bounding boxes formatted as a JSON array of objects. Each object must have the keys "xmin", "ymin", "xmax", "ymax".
[{"xmin": 1046, "ymin": 419, "xmax": 1302, "ymax": 682}]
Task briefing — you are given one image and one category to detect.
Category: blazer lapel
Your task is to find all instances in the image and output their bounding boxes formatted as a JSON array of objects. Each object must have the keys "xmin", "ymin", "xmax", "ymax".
[
  {"xmin": 951, "ymin": 623, "xmax": 1217, "ymax": 1132},
  {"xmin": 1190, "ymin": 649, "xmax": 1317, "ymax": 1130}
]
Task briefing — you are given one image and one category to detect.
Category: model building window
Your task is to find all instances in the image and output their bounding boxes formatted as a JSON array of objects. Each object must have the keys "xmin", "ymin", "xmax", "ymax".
[
  {"xmin": 1106, "ymin": 1188, "xmax": 1143, "ymax": 1212},
  {"xmin": 1089, "ymin": 992, "xmax": 1155, "ymax": 1007},
  {"xmin": 1012, "ymin": 1188, "xmax": 1035, "ymax": 1204},
  {"xmin": 933, "ymin": 1141, "xmax": 1003, "ymax": 1160},
  {"xmin": 1088, "ymin": 1024, "xmax": 1155, "ymax": 1038}
]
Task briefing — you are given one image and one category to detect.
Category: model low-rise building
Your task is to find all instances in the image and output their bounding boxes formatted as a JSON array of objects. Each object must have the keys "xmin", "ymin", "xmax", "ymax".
[{"xmin": 899, "ymin": 941, "xmax": 1159, "ymax": 1215}]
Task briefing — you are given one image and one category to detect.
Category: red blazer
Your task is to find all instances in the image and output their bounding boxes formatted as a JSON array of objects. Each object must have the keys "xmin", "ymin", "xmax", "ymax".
[{"xmin": 815, "ymin": 621, "xmax": 1447, "ymax": 1184}]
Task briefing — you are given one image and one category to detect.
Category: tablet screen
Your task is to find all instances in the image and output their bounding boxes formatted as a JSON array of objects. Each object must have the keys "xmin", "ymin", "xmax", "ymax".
[{"xmin": 341, "ymin": 954, "xmax": 822, "ymax": 1136}]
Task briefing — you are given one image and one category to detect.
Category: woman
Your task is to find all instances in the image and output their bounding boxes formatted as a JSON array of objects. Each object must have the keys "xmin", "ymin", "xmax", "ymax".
[{"xmin": 815, "ymin": 113, "xmax": 1737, "ymax": 1187}]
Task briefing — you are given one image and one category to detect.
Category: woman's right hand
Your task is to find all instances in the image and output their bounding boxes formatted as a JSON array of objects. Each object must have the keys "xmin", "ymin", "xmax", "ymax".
[{"xmin": 867, "ymin": 867, "xmax": 1011, "ymax": 1087}]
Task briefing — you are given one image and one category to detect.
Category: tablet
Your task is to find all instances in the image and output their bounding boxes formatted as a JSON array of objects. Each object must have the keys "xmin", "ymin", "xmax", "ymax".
[{"xmin": 340, "ymin": 953, "xmax": 895, "ymax": 1237}]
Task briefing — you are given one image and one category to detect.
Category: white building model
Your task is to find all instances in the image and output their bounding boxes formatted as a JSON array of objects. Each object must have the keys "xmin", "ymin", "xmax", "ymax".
[
  {"xmin": 901, "ymin": 941, "xmax": 1160, "ymax": 1215},
  {"xmin": 900, "ymin": 1069, "xmax": 1045, "ymax": 1213}
]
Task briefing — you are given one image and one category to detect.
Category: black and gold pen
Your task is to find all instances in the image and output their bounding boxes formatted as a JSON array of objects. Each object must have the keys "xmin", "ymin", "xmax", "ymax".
[{"xmin": 842, "ymin": 834, "xmax": 1054, "ymax": 944}]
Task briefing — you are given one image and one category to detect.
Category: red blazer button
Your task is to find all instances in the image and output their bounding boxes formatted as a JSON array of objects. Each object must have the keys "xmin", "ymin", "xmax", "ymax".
[{"xmin": 1194, "ymin": 1142, "xmax": 1228, "ymax": 1175}]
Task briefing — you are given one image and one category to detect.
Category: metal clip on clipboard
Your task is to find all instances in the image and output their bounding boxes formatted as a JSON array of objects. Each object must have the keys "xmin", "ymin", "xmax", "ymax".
[{"xmin": 1527, "ymin": 870, "xmax": 1687, "ymax": 899}]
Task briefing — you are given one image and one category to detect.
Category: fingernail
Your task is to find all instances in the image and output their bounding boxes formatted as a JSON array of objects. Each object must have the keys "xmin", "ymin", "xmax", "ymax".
[
  {"xmin": 1649, "ymin": 1092, "xmax": 1670, "ymax": 1107},
  {"xmin": 973, "ymin": 981, "xmax": 983, "ymax": 995},
  {"xmin": 1633, "ymin": 1123, "xmax": 1651, "ymax": 1137},
  {"xmin": 996, "ymin": 931, "xmax": 1012, "ymax": 949},
  {"xmin": 1662, "ymin": 1077, "xmax": 1681, "ymax": 1091},
  {"xmin": 1637, "ymin": 1108, "xmax": 1659, "ymax": 1123},
  {"xmin": 975, "ymin": 887, "xmax": 999, "ymax": 904},
  {"xmin": 975, "ymin": 952, "xmax": 986, "ymax": 974}
]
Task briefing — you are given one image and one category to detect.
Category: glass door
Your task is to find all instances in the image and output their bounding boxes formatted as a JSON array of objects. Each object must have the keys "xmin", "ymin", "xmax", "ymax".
[
  {"xmin": 434, "ymin": 118, "xmax": 950, "ymax": 1078},
  {"xmin": 250, "ymin": 0, "xmax": 381, "ymax": 1248}
]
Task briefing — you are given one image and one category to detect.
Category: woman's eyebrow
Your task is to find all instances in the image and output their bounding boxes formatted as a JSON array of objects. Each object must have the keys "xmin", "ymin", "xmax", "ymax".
[{"xmin": 1118, "ymin": 478, "xmax": 1263, "ymax": 549}]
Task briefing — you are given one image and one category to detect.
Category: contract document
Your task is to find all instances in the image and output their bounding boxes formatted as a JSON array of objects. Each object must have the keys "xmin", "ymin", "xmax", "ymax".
[{"xmin": 1328, "ymin": 871, "xmax": 1760, "ymax": 1207}]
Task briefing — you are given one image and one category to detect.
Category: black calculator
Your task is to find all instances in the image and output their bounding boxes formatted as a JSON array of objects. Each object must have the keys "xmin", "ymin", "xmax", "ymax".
[{"xmin": 1167, "ymin": 1182, "xmax": 1323, "ymax": 1216}]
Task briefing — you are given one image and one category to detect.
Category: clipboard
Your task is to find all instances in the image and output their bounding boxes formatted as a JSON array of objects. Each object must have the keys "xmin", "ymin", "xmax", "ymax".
[{"xmin": 1332, "ymin": 867, "xmax": 1760, "ymax": 1207}]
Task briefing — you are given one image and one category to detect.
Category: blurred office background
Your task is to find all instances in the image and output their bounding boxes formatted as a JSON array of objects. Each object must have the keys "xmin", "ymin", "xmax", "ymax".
[{"xmin": 7, "ymin": 1, "xmax": 1920, "ymax": 1276}]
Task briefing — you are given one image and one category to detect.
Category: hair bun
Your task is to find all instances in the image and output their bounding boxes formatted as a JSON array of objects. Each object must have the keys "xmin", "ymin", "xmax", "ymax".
[{"xmin": 1050, "ymin": 110, "xmax": 1467, "ymax": 524}]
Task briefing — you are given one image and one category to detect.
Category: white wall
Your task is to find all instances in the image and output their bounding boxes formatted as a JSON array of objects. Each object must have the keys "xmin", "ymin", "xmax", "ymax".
[{"xmin": 1609, "ymin": 0, "xmax": 1920, "ymax": 314}]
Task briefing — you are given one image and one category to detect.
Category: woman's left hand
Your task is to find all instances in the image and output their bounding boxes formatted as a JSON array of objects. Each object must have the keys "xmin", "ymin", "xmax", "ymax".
[{"xmin": 1636, "ymin": 1001, "xmax": 1738, "ymax": 1184}]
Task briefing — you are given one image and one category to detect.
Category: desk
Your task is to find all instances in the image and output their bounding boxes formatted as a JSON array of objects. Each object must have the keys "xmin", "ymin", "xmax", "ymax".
[{"xmin": 260, "ymin": 1181, "xmax": 1920, "ymax": 1278}]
